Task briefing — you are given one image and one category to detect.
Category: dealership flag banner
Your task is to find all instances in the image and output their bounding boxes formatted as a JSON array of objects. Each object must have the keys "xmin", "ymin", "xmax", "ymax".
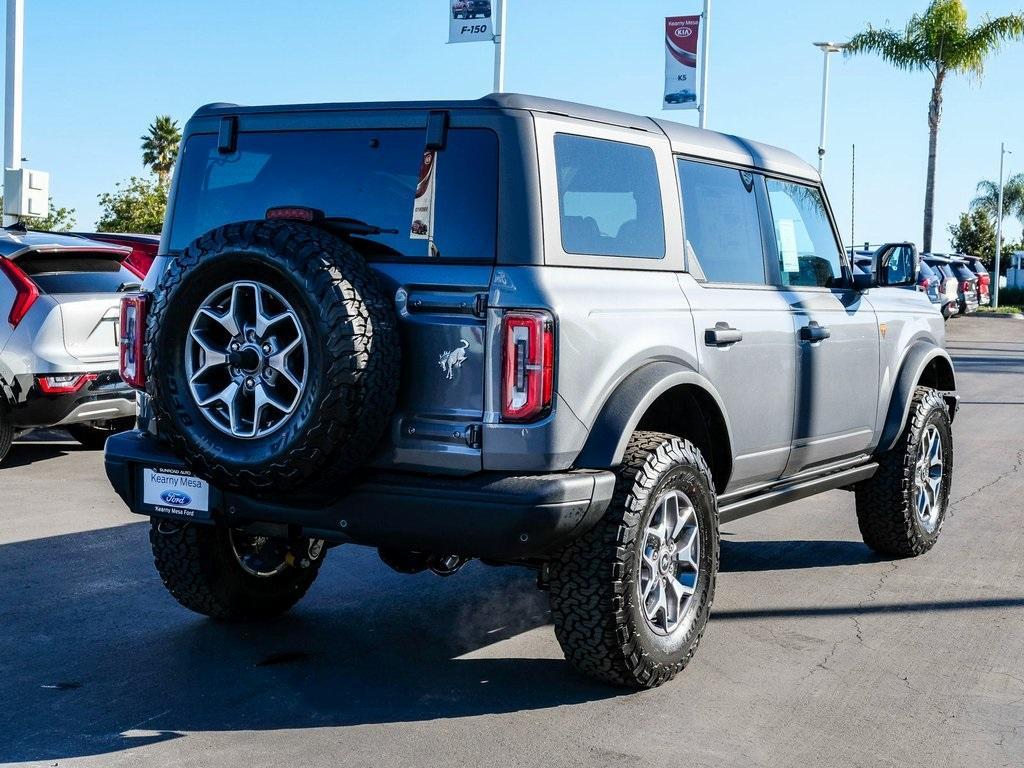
[
  {"xmin": 449, "ymin": 1, "xmax": 495, "ymax": 43},
  {"xmin": 410, "ymin": 148, "xmax": 438, "ymax": 240},
  {"xmin": 664, "ymin": 15, "xmax": 702, "ymax": 110}
]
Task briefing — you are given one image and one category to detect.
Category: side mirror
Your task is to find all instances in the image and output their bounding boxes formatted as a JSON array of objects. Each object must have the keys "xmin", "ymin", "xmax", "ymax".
[{"xmin": 873, "ymin": 243, "xmax": 919, "ymax": 288}]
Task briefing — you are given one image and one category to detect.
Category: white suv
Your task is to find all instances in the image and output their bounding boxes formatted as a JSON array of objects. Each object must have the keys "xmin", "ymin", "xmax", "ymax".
[{"xmin": 0, "ymin": 229, "xmax": 137, "ymax": 463}]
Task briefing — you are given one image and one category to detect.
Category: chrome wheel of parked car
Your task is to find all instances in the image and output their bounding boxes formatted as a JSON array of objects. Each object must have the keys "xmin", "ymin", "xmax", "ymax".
[
  {"xmin": 915, "ymin": 424, "xmax": 944, "ymax": 534},
  {"xmin": 186, "ymin": 281, "xmax": 308, "ymax": 439},
  {"xmin": 637, "ymin": 489, "xmax": 701, "ymax": 636}
]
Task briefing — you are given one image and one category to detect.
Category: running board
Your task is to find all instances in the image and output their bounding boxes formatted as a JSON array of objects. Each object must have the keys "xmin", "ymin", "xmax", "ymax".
[{"xmin": 718, "ymin": 462, "xmax": 878, "ymax": 524}]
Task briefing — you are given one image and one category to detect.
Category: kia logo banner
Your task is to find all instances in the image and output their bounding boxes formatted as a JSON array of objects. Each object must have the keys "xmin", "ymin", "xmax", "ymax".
[
  {"xmin": 665, "ymin": 15, "xmax": 702, "ymax": 111},
  {"xmin": 449, "ymin": 1, "xmax": 495, "ymax": 43}
]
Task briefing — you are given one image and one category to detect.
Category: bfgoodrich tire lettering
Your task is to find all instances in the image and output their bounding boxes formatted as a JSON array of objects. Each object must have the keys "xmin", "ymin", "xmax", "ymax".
[
  {"xmin": 548, "ymin": 431, "xmax": 719, "ymax": 688},
  {"xmin": 147, "ymin": 220, "xmax": 399, "ymax": 494},
  {"xmin": 855, "ymin": 386, "xmax": 953, "ymax": 557}
]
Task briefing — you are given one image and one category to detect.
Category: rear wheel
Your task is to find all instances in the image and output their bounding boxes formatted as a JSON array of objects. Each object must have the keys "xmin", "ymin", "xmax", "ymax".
[
  {"xmin": 855, "ymin": 386, "xmax": 952, "ymax": 557},
  {"xmin": 548, "ymin": 432, "xmax": 719, "ymax": 688},
  {"xmin": 0, "ymin": 400, "xmax": 13, "ymax": 465},
  {"xmin": 149, "ymin": 521, "xmax": 326, "ymax": 620},
  {"xmin": 67, "ymin": 417, "xmax": 135, "ymax": 450}
]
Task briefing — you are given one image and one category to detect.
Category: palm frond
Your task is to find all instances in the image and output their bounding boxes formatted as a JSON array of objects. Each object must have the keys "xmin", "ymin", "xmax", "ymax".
[
  {"xmin": 949, "ymin": 13, "xmax": 1024, "ymax": 76},
  {"xmin": 845, "ymin": 26, "xmax": 931, "ymax": 72}
]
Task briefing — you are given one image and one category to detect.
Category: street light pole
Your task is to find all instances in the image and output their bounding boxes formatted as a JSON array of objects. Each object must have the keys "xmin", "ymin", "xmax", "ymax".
[
  {"xmin": 993, "ymin": 142, "xmax": 1010, "ymax": 309},
  {"xmin": 813, "ymin": 42, "xmax": 845, "ymax": 176},
  {"xmin": 492, "ymin": 0, "xmax": 507, "ymax": 93},
  {"xmin": 3, "ymin": 0, "xmax": 24, "ymax": 227}
]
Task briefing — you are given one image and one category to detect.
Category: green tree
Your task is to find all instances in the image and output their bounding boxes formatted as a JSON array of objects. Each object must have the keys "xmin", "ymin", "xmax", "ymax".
[
  {"xmin": 96, "ymin": 176, "xmax": 167, "ymax": 234},
  {"xmin": 0, "ymin": 193, "xmax": 76, "ymax": 231},
  {"xmin": 846, "ymin": 1, "xmax": 1024, "ymax": 253},
  {"xmin": 141, "ymin": 115, "xmax": 181, "ymax": 187},
  {"xmin": 971, "ymin": 174, "xmax": 1024, "ymax": 232},
  {"xmin": 948, "ymin": 208, "xmax": 996, "ymax": 266}
]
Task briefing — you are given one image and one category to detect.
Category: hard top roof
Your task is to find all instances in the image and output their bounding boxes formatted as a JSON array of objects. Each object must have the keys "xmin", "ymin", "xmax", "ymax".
[{"xmin": 193, "ymin": 93, "xmax": 819, "ymax": 183}]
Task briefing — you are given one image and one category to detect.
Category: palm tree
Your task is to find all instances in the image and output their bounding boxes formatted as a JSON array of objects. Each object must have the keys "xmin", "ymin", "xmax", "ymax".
[
  {"xmin": 141, "ymin": 115, "xmax": 182, "ymax": 187},
  {"xmin": 971, "ymin": 174, "xmax": 1024, "ymax": 234},
  {"xmin": 846, "ymin": 1, "xmax": 1024, "ymax": 253}
]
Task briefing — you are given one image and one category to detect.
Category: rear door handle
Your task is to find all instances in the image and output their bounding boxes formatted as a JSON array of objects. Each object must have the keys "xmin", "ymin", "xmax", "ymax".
[
  {"xmin": 799, "ymin": 322, "xmax": 831, "ymax": 343},
  {"xmin": 705, "ymin": 323, "xmax": 743, "ymax": 347}
]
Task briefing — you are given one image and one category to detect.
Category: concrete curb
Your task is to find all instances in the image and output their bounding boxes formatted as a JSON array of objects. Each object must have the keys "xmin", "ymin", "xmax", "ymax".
[{"xmin": 971, "ymin": 311, "xmax": 1024, "ymax": 320}]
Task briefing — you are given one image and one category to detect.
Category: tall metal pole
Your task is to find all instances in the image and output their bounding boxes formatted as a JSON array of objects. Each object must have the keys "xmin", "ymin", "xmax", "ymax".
[
  {"xmin": 993, "ymin": 142, "xmax": 1008, "ymax": 309},
  {"xmin": 492, "ymin": 0, "xmax": 507, "ymax": 93},
  {"xmin": 697, "ymin": 0, "xmax": 711, "ymax": 129},
  {"xmin": 3, "ymin": 0, "xmax": 24, "ymax": 227},
  {"xmin": 813, "ymin": 42, "xmax": 845, "ymax": 176},
  {"xmin": 817, "ymin": 49, "xmax": 831, "ymax": 174}
]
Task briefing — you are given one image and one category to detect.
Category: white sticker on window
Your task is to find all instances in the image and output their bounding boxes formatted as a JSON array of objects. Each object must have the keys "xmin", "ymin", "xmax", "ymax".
[{"xmin": 777, "ymin": 219, "xmax": 800, "ymax": 272}]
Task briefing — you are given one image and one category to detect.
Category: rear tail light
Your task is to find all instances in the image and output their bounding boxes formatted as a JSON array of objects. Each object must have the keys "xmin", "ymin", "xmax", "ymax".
[
  {"xmin": 120, "ymin": 293, "xmax": 149, "ymax": 390},
  {"xmin": 501, "ymin": 310, "xmax": 554, "ymax": 422},
  {"xmin": 0, "ymin": 257, "xmax": 40, "ymax": 328},
  {"xmin": 37, "ymin": 373, "xmax": 97, "ymax": 394},
  {"xmin": 959, "ymin": 281, "xmax": 970, "ymax": 292}
]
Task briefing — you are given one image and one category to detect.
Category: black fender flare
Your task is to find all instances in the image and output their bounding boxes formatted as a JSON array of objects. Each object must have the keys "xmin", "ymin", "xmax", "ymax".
[
  {"xmin": 575, "ymin": 361, "xmax": 734, "ymax": 470},
  {"xmin": 878, "ymin": 342, "xmax": 957, "ymax": 452}
]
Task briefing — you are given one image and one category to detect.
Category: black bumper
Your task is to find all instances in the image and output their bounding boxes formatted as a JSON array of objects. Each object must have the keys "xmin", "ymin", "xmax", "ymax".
[{"xmin": 104, "ymin": 431, "xmax": 616, "ymax": 561}]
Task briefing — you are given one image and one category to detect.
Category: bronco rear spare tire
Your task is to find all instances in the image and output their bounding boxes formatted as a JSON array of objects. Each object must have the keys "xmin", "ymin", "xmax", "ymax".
[{"xmin": 148, "ymin": 220, "xmax": 399, "ymax": 494}]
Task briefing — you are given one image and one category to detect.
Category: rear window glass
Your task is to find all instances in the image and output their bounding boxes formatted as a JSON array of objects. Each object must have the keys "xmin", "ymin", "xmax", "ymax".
[
  {"xmin": 919, "ymin": 261, "xmax": 936, "ymax": 279},
  {"xmin": 554, "ymin": 134, "xmax": 665, "ymax": 259},
  {"xmin": 950, "ymin": 262, "xmax": 975, "ymax": 281},
  {"xmin": 967, "ymin": 259, "xmax": 988, "ymax": 275},
  {"xmin": 168, "ymin": 128, "xmax": 498, "ymax": 260},
  {"xmin": 16, "ymin": 253, "xmax": 137, "ymax": 294}
]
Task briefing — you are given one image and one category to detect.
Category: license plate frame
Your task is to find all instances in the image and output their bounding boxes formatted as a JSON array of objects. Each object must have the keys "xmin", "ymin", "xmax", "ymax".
[{"xmin": 139, "ymin": 466, "xmax": 212, "ymax": 520}]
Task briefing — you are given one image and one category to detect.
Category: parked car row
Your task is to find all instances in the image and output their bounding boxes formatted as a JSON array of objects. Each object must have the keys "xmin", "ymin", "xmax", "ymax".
[
  {"xmin": 849, "ymin": 244, "xmax": 990, "ymax": 320},
  {"xmin": 0, "ymin": 227, "xmax": 155, "ymax": 464}
]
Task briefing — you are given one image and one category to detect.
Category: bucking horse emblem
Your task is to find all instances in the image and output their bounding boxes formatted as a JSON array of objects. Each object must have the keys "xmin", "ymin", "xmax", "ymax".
[{"xmin": 439, "ymin": 339, "xmax": 470, "ymax": 380}]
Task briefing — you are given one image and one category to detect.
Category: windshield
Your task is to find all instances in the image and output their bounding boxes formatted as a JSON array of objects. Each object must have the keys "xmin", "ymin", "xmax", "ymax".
[{"xmin": 169, "ymin": 127, "xmax": 498, "ymax": 260}]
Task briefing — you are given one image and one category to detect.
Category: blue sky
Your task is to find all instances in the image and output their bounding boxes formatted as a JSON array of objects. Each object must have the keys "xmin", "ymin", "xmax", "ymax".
[{"xmin": 7, "ymin": 0, "xmax": 1024, "ymax": 247}]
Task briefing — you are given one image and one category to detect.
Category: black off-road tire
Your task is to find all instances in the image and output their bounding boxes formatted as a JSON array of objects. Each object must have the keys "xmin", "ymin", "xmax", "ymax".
[
  {"xmin": 548, "ymin": 432, "xmax": 719, "ymax": 688},
  {"xmin": 67, "ymin": 418, "xmax": 135, "ymax": 450},
  {"xmin": 147, "ymin": 220, "xmax": 399, "ymax": 494},
  {"xmin": 149, "ymin": 521, "xmax": 324, "ymax": 620},
  {"xmin": 0, "ymin": 400, "xmax": 13, "ymax": 465},
  {"xmin": 855, "ymin": 386, "xmax": 952, "ymax": 557}
]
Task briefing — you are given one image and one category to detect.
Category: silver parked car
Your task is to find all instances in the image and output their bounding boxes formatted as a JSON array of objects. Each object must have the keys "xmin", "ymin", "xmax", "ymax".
[{"xmin": 0, "ymin": 229, "xmax": 137, "ymax": 463}]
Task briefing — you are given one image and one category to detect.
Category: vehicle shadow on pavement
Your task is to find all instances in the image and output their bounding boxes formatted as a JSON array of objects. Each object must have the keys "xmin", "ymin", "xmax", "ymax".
[
  {"xmin": 4, "ymin": 440, "xmax": 85, "ymax": 468},
  {"xmin": 0, "ymin": 522, "xmax": 624, "ymax": 764},
  {"xmin": 719, "ymin": 539, "xmax": 882, "ymax": 572}
]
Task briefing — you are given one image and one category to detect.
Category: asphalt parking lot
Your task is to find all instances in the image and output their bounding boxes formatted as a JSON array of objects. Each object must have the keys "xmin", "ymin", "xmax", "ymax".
[{"xmin": 1, "ymin": 314, "xmax": 1022, "ymax": 768}]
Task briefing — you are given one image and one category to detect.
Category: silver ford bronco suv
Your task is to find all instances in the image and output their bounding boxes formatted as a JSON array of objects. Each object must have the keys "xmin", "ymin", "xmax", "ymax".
[{"xmin": 105, "ymin": 94, "xmax": 957, "ymax": 689}]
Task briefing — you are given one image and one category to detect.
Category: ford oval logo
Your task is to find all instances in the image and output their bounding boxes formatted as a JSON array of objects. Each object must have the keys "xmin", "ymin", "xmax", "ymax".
[
  {"xmin": 675, "ymin": 27, "xmax": 693, "ymax": 38},
  {"xmin": 161, "ymin": 490, "xmax": 192, "ymax": 507}
]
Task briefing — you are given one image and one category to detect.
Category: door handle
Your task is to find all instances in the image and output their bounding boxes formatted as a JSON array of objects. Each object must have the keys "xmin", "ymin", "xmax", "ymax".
[
  {"xmin": 705, "ymin": 323, "xmax": 743, "ymax": 347},
  {"xmin": 799, "ymin": 322, "xmax": 831, "ymax": 343}
]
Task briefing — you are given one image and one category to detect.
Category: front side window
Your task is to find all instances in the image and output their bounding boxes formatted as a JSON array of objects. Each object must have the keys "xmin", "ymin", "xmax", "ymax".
[
  {"xmin": 677, "ymin": 158, "xmax": 766, "ymax": 284},
  {"xmin": 554, "ymin": 134, "xmax": 665, "ymax": 259},
  {"xmin": 765, "ymin": 179, "xmax": 843, "ymax": 288}
]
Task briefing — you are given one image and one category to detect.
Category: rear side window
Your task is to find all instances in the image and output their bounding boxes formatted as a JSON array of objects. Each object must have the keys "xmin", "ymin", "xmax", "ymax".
[
  {"xmin": 765, "ymin": 179, "xmax": 843, "ymax": 288},
  {"xmin": 554, "ymin": 134, "xmax": 665, "ymax": 259},
  {"xmin": 677, "ymin": 159, "xmax": 765, "ymax": 284},
  {"xmin": 169, "ymin": 128, "xmax": 498, "ymax": 260}
]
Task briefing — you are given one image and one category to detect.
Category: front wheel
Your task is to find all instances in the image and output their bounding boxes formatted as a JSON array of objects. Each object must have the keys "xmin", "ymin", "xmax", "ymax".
[
  {"xmin": 149, "ymin": 521, "xmax": 326, "ymax": 620},
  {"xmin": 548, "ymin": 432, "xmax": 719, "ymax": 688},
  {"xmin": 855, "ymin": 386, "xmax": 952, "ymax": 557}
]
